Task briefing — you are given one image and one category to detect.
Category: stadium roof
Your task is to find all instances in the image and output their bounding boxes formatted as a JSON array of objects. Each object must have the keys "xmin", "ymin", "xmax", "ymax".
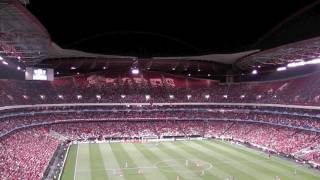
[
  {"xmin": 0, "ymin": 0, "xmax": 50, "ymax": 65},
  {"xmin": 48, "ymin": 43, "xmax": 135, "ymax": 60},
  {"xmin": 236, "ymin": 36, "xmax": 320, "ymax": 70},
  {"xmin": 2, "ymin": 0, "xmax": 320, "ymax": 81},
  {"xmin": 152, "ymin": 50, "xmax": 260, "ymax": 65}
]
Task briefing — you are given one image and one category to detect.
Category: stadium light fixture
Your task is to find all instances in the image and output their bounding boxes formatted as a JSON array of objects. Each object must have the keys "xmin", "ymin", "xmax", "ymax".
[
  {"xmin": 251, "ymin": 69, "xmax": 257, "ymax": 75},
  {"xmin": 131, "ymin": 68, "xmax": 140, "ymax": 75},
  {"xmin": 22, "ymin": 95, "xmax": 28, "ymax": 99},
  {"xmin": 145, "ymin": 95, "xmax": 150, "ymax": 100},
  {"xmin": 40, "ymin": 95, "xmax": 45, "ymax": 99},
  {"xmin": 70, "ymin": 66, "xmax": 77, "ymax": 70},
  {"xmin": 169, "ymin": 95, "xmax": 174, "ymax": 99},
  {"xmin": 77, "ymin": 72, "xmax": 80, "ymax": 75},
  {"xmin": 172, "ymin": 67, "xmax": 176, "ymax": 71},
  {"xmin": 0, "ymin": 56, "xmax": 3, "ymax": 60},
  {"xmin": 287, "ymin": 61, "xmax": 305, "ymax": 68},
  {"xmin": 257, "ymin": 95, "xmax": 262, "ymax": 99},
  {"xmin": 17, "ymin": 66, "xmax": 21, "ymax": 70},
  {"xmin": 188, "ymin": 73, "xmax": 191, "ymax": 77},
  {"xmin": 77, "ymin": 95, "xmax": 82, "ymax": 100},
  {"xmin": 207, "ymin": 74, "xmax": 211, "ymax": 77},
  {"xmin": 240, "ymin": 95, "xmax": 245, "ymax": 99},
  {"xmin": 276, "ymin": 67, "xmax": 287, "ymax": 71},
  {"xmin": 17, "ymin": 56, "xmax": 21, "ymax": 60},
  {"xmin": 258, "ymin": 65, "xmax": 261, "ymax": 68},
  {"xmin": 198, "ymin": 69, "xmax": 201, "ymax": 72},
  {"xmin": 2, "ymin": 61, "xmax": 8, "ymax": 65},
  {"xmin": 187, "ymin": 95, "xmax": 192, "ymax": 100},
  {"xmin": 121, "ymin": 94, "xmax": 126, "ymax": 99},
  {"xmin": 205, "ymin": 95, "xmax": 210, "ymax": 99},
  {"xmin": 56, "ymin": 72, "xmax": 60, "ymax": 75},
  {"xmin": 58, "ymin": 95, "xmax": 63, "ymax": 99},
  {"xmin": 306, "ymin": 58, "xmax": 320, "ymax": 65},
  {"xmin": 102, "ymin": 66, "xmax": 107, "ymax": 70},
  {"xmin": 96, "ymin": 95, "xmax": 101, "ymax": 100},
  {"xmin": 223, "ymin": 95, "xmax": 228, "ymax": 99}
]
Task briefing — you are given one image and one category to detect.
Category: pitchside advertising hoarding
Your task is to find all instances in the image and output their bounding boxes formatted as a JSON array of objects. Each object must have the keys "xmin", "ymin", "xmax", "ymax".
[{"xmin": 25, "ymin": 67, "xmax": 54, "ymax": 81}]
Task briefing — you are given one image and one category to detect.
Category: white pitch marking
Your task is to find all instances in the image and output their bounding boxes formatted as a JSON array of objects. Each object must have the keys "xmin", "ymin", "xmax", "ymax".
[{"xmin": 74, "ymin": 144, "xmax": 79, "ymax": 180}]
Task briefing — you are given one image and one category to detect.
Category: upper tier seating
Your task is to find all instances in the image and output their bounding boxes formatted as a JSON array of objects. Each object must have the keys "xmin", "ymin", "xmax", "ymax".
[{"xmin": 1, "ymin": 71, "xmax": 320, "ymax": 106}]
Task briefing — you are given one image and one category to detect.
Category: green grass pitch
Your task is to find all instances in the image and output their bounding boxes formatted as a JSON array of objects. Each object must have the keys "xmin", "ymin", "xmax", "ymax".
[{"xmin": 60, "ymin": 140, "xmax": 320, "ymax": 180}]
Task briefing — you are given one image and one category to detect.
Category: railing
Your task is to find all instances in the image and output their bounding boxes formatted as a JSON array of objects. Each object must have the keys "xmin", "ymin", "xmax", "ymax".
[{"xmin": 1, "ymin": 102, "xmax": 320, "ymax": 111}]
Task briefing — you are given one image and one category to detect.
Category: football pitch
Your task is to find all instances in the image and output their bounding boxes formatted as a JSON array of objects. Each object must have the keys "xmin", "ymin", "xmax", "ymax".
[{"xmin": 61, "ymin": 140, "xmax": 320, "ymax": 180}]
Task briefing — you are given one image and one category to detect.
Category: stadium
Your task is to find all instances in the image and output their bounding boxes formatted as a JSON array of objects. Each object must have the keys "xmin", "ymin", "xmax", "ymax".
[{"xmin": 2, "ymin": 0, "xmax": 320, "ymax": 180}]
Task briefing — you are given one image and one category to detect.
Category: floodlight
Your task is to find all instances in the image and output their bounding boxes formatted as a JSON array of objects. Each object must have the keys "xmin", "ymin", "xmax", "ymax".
[
  {"xmin": 77, "ymin": 95, "xmax": 82, "ymax": 99},
  {"xmin": 131, "ymin": 68, "xmax": 139, "ymax": 75},
  {"xmin": 276, "ymin": 67, "xmax": 287, "ymax": 71},
  {"xmin": 187, "ymin": 95, "xmax": 192, "ymax": 100},
  {"xmin": 287, "ymin": 61, "xmax": 305, "ymax": 68},
  {"xmin": 96, "ymin": 95, "xmax": 101, "ymax": 100}
]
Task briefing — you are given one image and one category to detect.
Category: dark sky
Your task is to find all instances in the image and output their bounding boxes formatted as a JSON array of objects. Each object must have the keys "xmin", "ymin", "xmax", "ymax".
[{"xmin": 27, "ymin": 0, "xmax": 320, "ymax": 57}]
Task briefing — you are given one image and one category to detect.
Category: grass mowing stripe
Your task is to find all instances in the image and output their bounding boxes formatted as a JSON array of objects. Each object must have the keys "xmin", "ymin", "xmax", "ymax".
[
  {"xmin": 76, "ymin": 143, "xmax": 92, "ymax": 180},
  {"xmin": 134, "ymin": 143, "xmax": 181, "ymax": 180},
  {"xmin": 148, "ymin": 142, "xmax": 202, "ymax": 180},
  {"xmin": 157, "ymin": 143, "xmax": 204, "ymax": 180},
  {"xmin": 176, "ymin": 141, "xmax": 236, "ymax": 179},
  {"xmin": 124, "ymin": 143, "xmax": 168, "ymax": 180},
  {"xmin": 208, "ymin": 140, "xmax": 302, "ymax": 179},
  {"xmin": 61, "ymin": 144, "xmax": 77, "ymax": 180},
  {"xmin": 181, "ymin": 141, "xmax": 262, "ymax": 180},
  {"xmin": 89, "ymin": 143, "xmax": 109, "ymax": 180},
  {"xmin": 179, "ymin": 140, "xmax": 244, "ymax": 179},
  {"xmin": 214, "ymin": 140, "xmax": 320, "ymax": 179},
  {"xmin": 197, "ymin": 140, "xmax": 286, "ymax": 179},
  {"xmin": 217, "ymin": 140, "xmax": 320, "ymax": 176},
  {"xmin": 99, "ymin": 143, "xmax": 125, "ymax": 180},
  {"xmin": 164, "ymin": 142, "xmax": 223, "ymax": 180},
  {"xmin": 110, "ymin": 143, "xmax": 147, "ymax": 180}
]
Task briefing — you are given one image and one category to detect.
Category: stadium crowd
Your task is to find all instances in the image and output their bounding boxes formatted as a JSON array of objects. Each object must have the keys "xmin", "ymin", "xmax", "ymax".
[
  {"xmin": 1, "ymin": 71, "xmax": 320, "ymax": 106},
  {"xmin": 1, "ymin": 109, "xmax": 320, "ymax": 136},
  {"xmin": 0, "ymin": 128, "xmax": 60, "ymax": 180}
]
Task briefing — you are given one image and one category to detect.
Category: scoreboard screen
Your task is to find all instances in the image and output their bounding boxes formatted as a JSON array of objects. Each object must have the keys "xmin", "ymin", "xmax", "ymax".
[{"xmin": 25, "ymin": 67, "xmax": 54, "ymax": 81}]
